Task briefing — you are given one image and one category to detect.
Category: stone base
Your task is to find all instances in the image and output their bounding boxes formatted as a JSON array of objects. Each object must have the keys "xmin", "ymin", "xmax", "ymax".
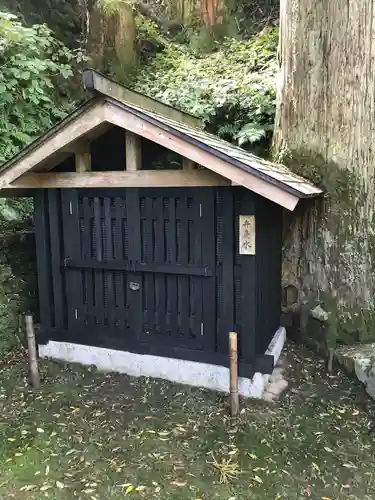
[
  {"xmin": 39, "ymin": 327, "xmax": 286, "ymax": 399},
  {"xmin": 335, "ymin": 344, "xmax": 375, "ymax": 399}
]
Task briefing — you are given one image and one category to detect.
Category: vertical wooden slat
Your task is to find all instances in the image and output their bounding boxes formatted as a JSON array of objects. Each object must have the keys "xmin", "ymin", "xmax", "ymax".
[
  {"xmin": 47, "ymin": 190, "xmax": 64, "ymax": 329},
  {"xmin": 104, "ymin": 197, "xmax": 116, "ymax": 328},
  {"xmin": 238, "ymin": 189, "xmax": 257, "ymax": 362},
  {"xmin": 93, "ymin": 197, "xmax": 104, "ymax": 325},
  {"xmin": 154, "ymin": 197, "xmax": 165, "ymax": 332},
  {"xmin": 126, "ymin": 131, "xmax": 142, "ymax": 171},
  {"xmin": 114, "ymin": 197, "xmax": 126, "ymax": 329},
  {"xmin": 217, "ymin": 187, "xmax": 234, "ymax": 354},
  {"xmin": 166, "ymin": 196, "xmax": 177, "ymax": 334},
  {"xmin": 143, "ymin": 196, "xmax": 155, "ymax": 333},
  {"xmin": 201, "ymin": 188, "xmax": 216, "ymax": 352},
  {"xmin": 82, "ymin": 197, "xmax": 94, "ymax": 326},
  {"xmin": 191, "ymin": 204, "xmax": 203, "ymax": 343},
  {"xmin": 178, "ymin": 196, "xmax": 189, "ymax": 338},
  {"xmin": 34, "ymin": 190, "xmax": 53, "ymax": 331},
  {"xmin": 61, "ymin": 189, "xmax": 83, "ymax": 329},
  {"xmin": 126, "ymin": 188, "xmax": 142, "ymax": 340}
]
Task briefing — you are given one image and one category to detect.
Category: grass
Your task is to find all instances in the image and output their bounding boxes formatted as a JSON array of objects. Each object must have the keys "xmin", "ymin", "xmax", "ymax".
[{"xmin": 0, "ymin": 343, "xmax": 375, "ymax": 499}]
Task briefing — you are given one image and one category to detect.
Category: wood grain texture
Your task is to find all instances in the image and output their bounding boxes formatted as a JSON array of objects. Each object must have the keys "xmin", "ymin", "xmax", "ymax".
[
  {"xmin": 125, "ymin": 131, "xmax": 142, "ymax": 171},
  {"xmin": 10, "ymin": 170, "xmax": 230, "ymax": 188},
  {"xmin": 75, "ymin": 152, "xmax": 91, "ymax": 173},
  {"xmin": 104, "ymin": 105, "xmax": 299, "ymax": 210},
  {"xmin": 274, "ymin": 0, "xmax": 375, "ymax": 316}
]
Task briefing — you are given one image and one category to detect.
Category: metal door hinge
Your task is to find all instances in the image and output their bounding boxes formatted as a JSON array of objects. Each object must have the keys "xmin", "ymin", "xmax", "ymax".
[{"xmin": 200, "ymin": 322, "xmax": 204, "ymax": 336}]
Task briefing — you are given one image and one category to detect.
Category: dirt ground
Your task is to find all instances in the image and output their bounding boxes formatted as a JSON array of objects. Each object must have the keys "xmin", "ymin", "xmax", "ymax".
[{"xmin": 0, "ymin": 342, "xmax": 374, "ymax": 499}]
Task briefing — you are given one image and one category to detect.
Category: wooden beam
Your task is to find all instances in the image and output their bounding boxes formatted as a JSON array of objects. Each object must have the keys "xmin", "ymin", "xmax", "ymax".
[
  {"xmin": 104, "ymin": 104, "xmax": 300, "ymax": 211},
  {"xmin": 125, "ymin": 131, "xmax": 141, "ymax": 171},
  {"xmin": 33, "ymin": 152, "xmax": 72, "ymax": 173},
  {"xmin": 83, "ymin": 69, "xmax": 201, "ymax": 128},
  {"xmin": 182, "ymin": 157, "xmax": 195, "ymax": 170},
  {"xmin": 63, "ymin": 139, "xmax": 91, "ymax": 154},
  {"xmin": 10, "ymin": 170, "xmax": 231, "ymax": 189},
  {"xmin": 74, "ymin": 141, "xmax": 91, "ymax": 173},
  {"xmin": 0, "ymin": 97, "xmax": 302, "ymax": 210}
]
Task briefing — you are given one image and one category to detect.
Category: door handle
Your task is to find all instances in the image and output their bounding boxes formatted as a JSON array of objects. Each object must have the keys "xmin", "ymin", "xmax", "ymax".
[{"xmin": 129, "ymin": 281, "xmax": 140, "ymax": 291}]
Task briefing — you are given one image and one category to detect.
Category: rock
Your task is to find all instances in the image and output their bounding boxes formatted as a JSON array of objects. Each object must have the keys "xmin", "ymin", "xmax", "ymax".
[
  {"xmin": 336, "ymin": 344, "xmax": 375, "ymax": 402},
  {"xmin": 310, "ymin": 305, "xmax": 329, "ymax": 322},
  {"xmin": 267, "ymin": 378, "xmax": 289, "ymax": 396}
]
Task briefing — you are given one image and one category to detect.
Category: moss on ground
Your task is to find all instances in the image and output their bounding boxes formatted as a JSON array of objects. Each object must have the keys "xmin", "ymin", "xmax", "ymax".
[{"xmin": 0, "ymin": 343, "xmax": 375, "ymax": 499}]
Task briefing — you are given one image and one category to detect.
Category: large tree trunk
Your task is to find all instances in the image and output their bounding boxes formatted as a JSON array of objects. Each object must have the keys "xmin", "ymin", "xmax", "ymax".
[
  {"xmin": 274, "ymin": 0, "xmax": 375, "ymax": 343},
  {"xmin": 168, "ymin": 0, "xmax": 233, "ymax": 28},
  {"xmin": 87, "ymin": 2, "xmax": 137, "ymax": 82}
]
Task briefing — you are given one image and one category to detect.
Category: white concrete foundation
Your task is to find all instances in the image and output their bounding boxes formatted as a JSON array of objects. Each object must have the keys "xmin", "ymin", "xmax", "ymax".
[{"xmin": 38, "ymin": 327, "xmax": 286, "ymax": 398}]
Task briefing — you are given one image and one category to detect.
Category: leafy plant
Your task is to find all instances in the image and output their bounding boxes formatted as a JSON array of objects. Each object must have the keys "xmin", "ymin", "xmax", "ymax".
[
  {"xmin": 135, "ymin": 26, "xmax": 278, "ymax": 149},
  {"xmin": 0, "ymin": 12, "xmax": 76, "ymax": 164},
  {"xmin": 97, "ymin": 0, "xmax": 132, "ymax": 16}
]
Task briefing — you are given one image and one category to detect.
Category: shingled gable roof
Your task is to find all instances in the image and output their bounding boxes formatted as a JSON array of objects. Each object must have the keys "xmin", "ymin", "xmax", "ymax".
[{"xmin": 0, "ymin": 69, "xmax": 322, "ymax": 210}]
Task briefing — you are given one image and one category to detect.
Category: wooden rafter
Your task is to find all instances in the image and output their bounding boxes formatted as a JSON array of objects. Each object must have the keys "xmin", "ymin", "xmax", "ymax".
[
  {"xmin": 103, "ymin": 104, "xmax": 300, "ymax": 210},
  {"xmin": 0, "ymin": 98, "xmax": 311, "ymax": 210}
]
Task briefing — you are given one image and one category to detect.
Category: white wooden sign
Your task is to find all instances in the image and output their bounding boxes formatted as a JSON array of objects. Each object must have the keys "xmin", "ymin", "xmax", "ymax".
[{"xmin": 239, "ymin": 215, "xmax": 256, "ymax": 255}]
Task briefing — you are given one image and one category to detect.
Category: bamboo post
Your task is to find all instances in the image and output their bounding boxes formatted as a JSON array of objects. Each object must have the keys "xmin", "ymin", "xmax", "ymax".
[
  {"xmin": 229, "ymin": 331, "xmax": 239, "ymax": 416},
  {"xmin": 25, "ymin": 314, "xmax": 40, "ymax": 389}
]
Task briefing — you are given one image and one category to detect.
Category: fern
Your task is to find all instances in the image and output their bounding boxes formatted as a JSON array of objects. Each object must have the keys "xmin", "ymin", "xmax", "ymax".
[{"xmin": 235, "ymin": 123, "xmax": 266, "ymax": 146}]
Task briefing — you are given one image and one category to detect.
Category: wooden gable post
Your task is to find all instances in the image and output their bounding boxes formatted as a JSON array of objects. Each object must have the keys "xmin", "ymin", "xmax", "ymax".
[
  {"xmin": 183, "ymin": 157, "xmax": 195, "ymax": 170},
  {"xmin": 126, "ymin": 131, "xmax": 142, "ymax": 170},
  {"xmin": 74, "ymin": 141, "xmax": 91, "ymax": 173}
]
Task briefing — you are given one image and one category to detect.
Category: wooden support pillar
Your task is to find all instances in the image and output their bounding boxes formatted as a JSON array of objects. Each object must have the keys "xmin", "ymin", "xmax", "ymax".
[
  {"xmin": 25, "ymin": 314, "xmax": 40, "ymax": 389},
  {"xmin": 126, "ymin": 131, "xmax": 142, "ymax": 171},
  {"xmin": 229, "ymin": 331, "xmax": 239, "ymax": 416},
  {"xmin": 74, "ymin": 141, "xmax": 91, "ymax": 173},
  {"xmin": 182, "ymin": 157, "xmax": 195, "ymax": 170}
]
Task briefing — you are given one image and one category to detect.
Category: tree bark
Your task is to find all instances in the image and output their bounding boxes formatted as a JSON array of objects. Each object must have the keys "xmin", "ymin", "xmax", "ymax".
[
  {"xmin": 168, "ymin": 0, "xmax": 232, "ymax": 27},
  {"xmin": 274, "ymin": 0, "xmax": 375, "ymax": 342},
  {"xmin": 87, "ymin": 1, "xmax": 137, "ymax": 82}
]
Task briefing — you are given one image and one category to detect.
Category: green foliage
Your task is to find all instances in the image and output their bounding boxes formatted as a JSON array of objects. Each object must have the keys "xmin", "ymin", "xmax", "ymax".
[
  {"xmin": 0, "ymin": 198, "xmax": 33, "ymax": 230},
  {"xmin": 97, "ymin": 0, "xmax": 132, "ymax": 16},
  {"xmin": 135, "ymin": 27, "xmax": 278, "ymax": 148},
  {"xmin": 1, "ymin": 0, "xmax": 83, "ymax": 47},
  {"xmin": 0, "ymin": 234, "xmax": 37, "ymax": 355},
  {"xmin": 135, "ymin": 13, "xmax": 167, "ymax": 62},
  {"xmin": 0, "ymin": 12, "xmax": 75, "ymax": 164}
]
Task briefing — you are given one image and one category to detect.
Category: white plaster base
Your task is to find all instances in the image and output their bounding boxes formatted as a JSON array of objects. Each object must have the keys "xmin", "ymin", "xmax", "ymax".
[{"xmin": 38, "ymin": 326, "xmax": 286, "ymax": 398}]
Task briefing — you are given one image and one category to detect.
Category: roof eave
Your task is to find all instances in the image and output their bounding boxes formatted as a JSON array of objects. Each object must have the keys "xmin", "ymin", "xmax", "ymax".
[
  {"xmin": 103, "ymin": 97, "xmax": 323, "ymax": 201},
  {"xmin": 83, "ymin": 69, "xmax": 201, "ymax": 129}
]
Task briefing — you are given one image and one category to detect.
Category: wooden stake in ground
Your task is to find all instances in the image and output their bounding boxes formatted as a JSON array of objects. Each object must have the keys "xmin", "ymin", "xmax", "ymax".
[
  {"xmin": 229, "ymin": 331, "xmax": 239, "ymax": 416},
  {"xmin": 25, "ymin": 314, "xmax": 40, "ymax": 389}
]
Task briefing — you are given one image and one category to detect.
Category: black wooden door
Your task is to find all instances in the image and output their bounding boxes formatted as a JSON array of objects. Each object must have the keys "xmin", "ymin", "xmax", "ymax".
[
  {"xmin": 61, "ymin": 190, "xmax": 133, "ymax": 344},
  {"xmin": 61, "ymin": 188, "xmax": 216, "ymax": 353},
  {"xmin": 135, "ymin": 188, "xmax": 216, "ymax": 351}
]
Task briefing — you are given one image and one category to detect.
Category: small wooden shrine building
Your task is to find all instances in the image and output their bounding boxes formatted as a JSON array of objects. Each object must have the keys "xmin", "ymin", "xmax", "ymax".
[{"xmin": 0, "ymin": 70, "xmax": 322, "ymax": 396}]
